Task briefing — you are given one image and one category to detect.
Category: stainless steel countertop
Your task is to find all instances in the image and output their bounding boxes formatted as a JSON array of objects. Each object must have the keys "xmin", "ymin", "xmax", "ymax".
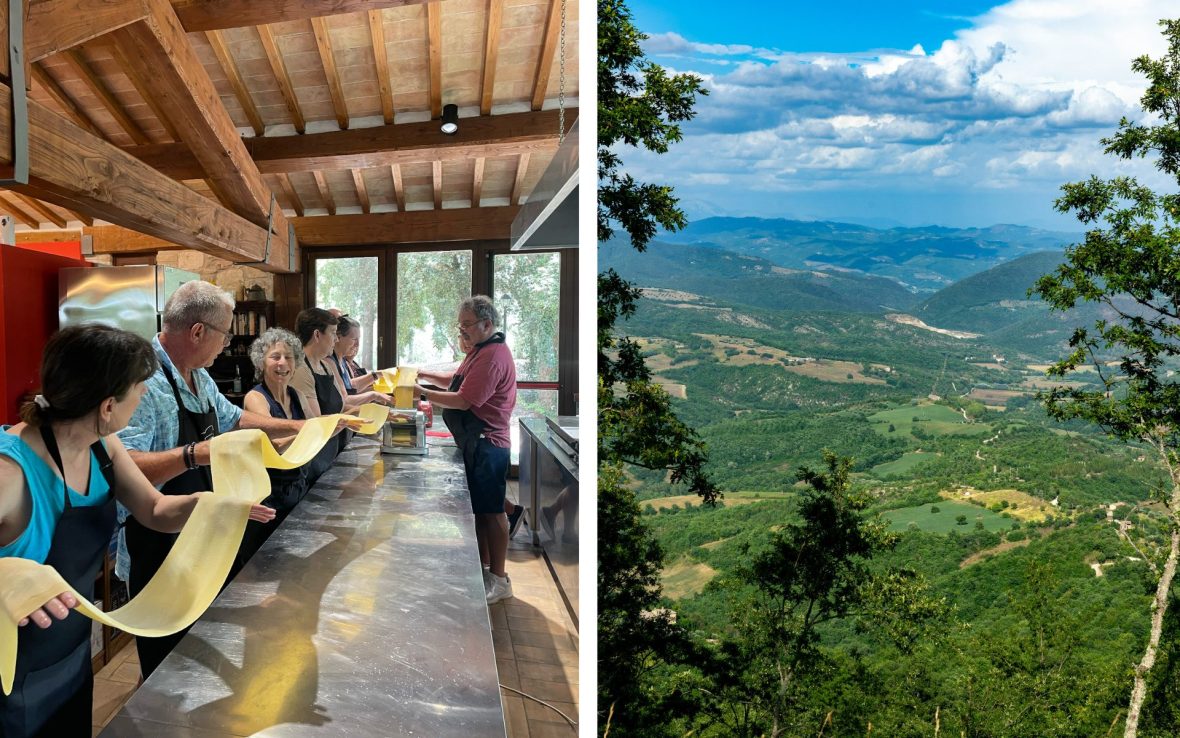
[
  {"xmin": 102, "ymin": 438, "xmax": 506, "ymax": 737},
  {"xmin": 519, "ymin": 417, "xmax": 578, "ymax": 481}
]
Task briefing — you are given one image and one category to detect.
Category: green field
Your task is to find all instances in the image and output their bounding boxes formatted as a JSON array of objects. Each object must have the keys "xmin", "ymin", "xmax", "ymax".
[
  {"xmin": 871, "ymin": 451, "xmax": 938, "ymax": 477},
  {"xmin": 881, "ymin": 500, "xmax": 1017, "ymax": 533},
  {"xmin": 869, "ymin": 402, "xmax": 991, "ymax": 439}
]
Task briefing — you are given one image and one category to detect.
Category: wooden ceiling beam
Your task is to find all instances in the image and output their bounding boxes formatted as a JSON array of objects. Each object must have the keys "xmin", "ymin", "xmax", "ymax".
[
  {"xmin": 0, "ymin": 79, "xmax": 294, "ymax": 271},
  {"xmin": 274, "ymin": 173, "xmax": 304, "ymax": 217},
  {"xmin": 26, "ymin": 0, "xmax": 149, "ymax": 63},
  {"xmin": 86, "ymin": 224, "xmax": 183, "ymax": 253},
  {"xmin": 0, "ymin": 192, "xmax": 42, "ymax": 227},
  {"xmin": 204, "ymin": 29, "xmax": 266, "ymax": 136},
  {"xmin": 14, "ymin": 193, "xmax": 68, "ymax": 228},
  {"xmin": 427, "ymin": 0, "xmax": 441, "ymax": 119},
  {"xmin": 111, "ymin": 0, "xmax": 291, "ymax": 268},
  {"xmin": 432, "ymin": 160, "xmax": 442, "ymax": 209},
  {"xmin": 292, "ymin": 206, "xmax": 520, "ymax": 245},
  {"xmin": 530, "ymin": 0, "xmax": 562, "ymax": 111},
  {"xmin": 257, "ymin": 24, "xmax": 306, "ymax": 135},
  {"xmin": 29, "ymin": 62, "xmax": 104, "ymax": 138},
  {"xmin": 310, "ymin": 17, "xmax": 349, "ymax": 130},
  {"xmin": 15, "ymin": 229, "xmax": 81, "ymax": 244},
  {"xmin": 171, "ymin": 0, "xmax": 438, "ymax": 33},
  {"xmin": 60, "ymin": 48, "xmax": 152, "ymax": 145},
  {"xmin": 64, "ymin": 208, "xmax": 94, "ymax": 227},
  {"xmin": 472, "ymin": 156, "xmax": 484, "ymax": 206},
  {"xmin": 390, "ymin": 164, "xmax": 405, "ymax": 211},
  {"xmin": 368, "ymin": 9, "xmax": 394, "ymax": 125},
  {"xmin": 511, "ymin": 152, "xmax": 529, "ymax": 205},
  {"xmin": 351, "ymin": 169, "xmax": 370, "ymax": 214},
  {"xmin": 479, "ymin": 0, "xmax": 502, "ymax": 116},
  {"xmin": 312, "ymin": 171, "xmax": 336, "ymax": 215},
  {"xmin": 124, "ymin": 109, "xmax": 568, "ymax": 177}
]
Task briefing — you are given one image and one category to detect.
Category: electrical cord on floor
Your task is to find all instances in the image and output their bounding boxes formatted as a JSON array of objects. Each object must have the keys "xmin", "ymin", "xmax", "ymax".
[{"xmin": 500, "ymin": 683, "xmax": 578, "ymax": 731}]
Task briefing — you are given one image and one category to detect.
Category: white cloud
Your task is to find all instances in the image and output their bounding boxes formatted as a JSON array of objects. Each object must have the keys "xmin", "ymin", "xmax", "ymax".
[{"xmin": 621, "ymin": 0, "xmax": 1178, "ymax": 227}]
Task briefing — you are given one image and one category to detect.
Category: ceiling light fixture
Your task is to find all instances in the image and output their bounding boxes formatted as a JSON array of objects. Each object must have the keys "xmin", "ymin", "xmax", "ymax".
[{"xmin": 440, "ymin": 104, "xmax": 459, "ymax": 135}]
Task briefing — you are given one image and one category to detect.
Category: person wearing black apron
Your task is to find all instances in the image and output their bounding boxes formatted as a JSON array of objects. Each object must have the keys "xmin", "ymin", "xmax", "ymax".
[
  {"xmin": 416, "ymin": 296, "xmax": 517, "ymax": 605},
  {"xmin": 292, "ymin": 309, "xmax": 350, "ymax": 483},
  {"xmin": 0, "ymin": 430, "xmax": 115, "ymax": 737},
  {"xmin": 124, "ymin": 362, "xmax": 219, "ymax": 678}
]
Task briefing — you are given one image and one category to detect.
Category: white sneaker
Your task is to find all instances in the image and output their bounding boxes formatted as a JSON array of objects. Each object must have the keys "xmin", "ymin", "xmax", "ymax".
[{"xmin": 486, "ymin": 573, "xmax": 513, "ymax": 605}]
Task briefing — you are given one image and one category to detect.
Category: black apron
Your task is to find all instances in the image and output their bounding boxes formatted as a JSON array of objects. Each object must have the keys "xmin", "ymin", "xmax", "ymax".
[
  {"xmin": 124, "ymin": 363, "xmax": 217, "ymax": 678},
  {"xmin": 442, "ymin": 333, "xmax": 506, "ymax": 482},
  {"xmin": 305, "ymin": 357, "xmax": 345, "ymax": 483},
  {"xmin": 234, "ymin": 382, "xmax": 310, "ymax": 565},
  {"xmin": 0, "ymin": 427, "xmax": 116, "ymax": 738}
]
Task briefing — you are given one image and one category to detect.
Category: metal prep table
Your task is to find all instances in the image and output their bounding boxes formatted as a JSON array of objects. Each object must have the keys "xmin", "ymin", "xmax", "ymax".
[{"xmin": 102, "ymin": 437, "xmax": 506, "ymax": 737}]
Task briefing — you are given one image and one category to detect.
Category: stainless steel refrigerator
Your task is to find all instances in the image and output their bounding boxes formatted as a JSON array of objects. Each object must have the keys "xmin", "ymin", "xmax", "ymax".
[{"xmin": 58, "ymin": 265, "xmax": 199, "ymax": 341}]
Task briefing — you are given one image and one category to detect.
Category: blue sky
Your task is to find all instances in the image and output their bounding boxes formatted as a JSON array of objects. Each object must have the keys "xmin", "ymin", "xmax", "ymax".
[{"xmin": 620, "ymin": 0, "xmax": 1176, "ymax": 230}]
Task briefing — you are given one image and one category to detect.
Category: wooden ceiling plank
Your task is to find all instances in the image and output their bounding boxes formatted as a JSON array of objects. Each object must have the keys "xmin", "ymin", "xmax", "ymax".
[
  {"xmin": 257, "ymin": 24, "xmax": 306, "ymax": 135},
  {"xmin": 310, "ymin": 17, "xmax": 350, "ymax": 130},
  {"xmin": 14, "ymin": 193, "xmax": 68, "ymax": 228},
  {"xmin": 172, "ymin": 0, "xmax": 437, "ymax": 32},
  {"xmin": 390, "ymin": 164, "xmax": 405, "ymax": 211},
  {"xmin": 351, "ymin": 169, "xmax": 370, "ymax": 214},
  {"xmin": 112, "ymin": 0, "xmax": 291, "ymax": 267},
  {"xmin": 510, "ymin": 152, "xmax": 530, "ymax": 204},
  {"xmin": 530, "ymin": 0, "xmax": 562, "ymax": 111},
  {"xmin": 427, "ymin": 0, "xmax": 441, "ymax": 119},
  {"xmin": 276, "ymin": 173, "xmax": 305, "ymax": 217},
  {"xmin": 367, "ymin": 9, "xmax": 394, "ymax": 125},
  {"xmin": 204, "ymin": 29, "xmax": 266, "ymax": 136},
  {"xmin": 127, "ymin": 109, "xmax": 568, "ymax": 177},
  {"xmin": 60, "ymin": 48, "xmax": 152, "ymax": 145},
  {"xmin": 312, "ymin": 170, "xmax": 336, "ymax": 215},
  {"xmin": 292, "ymin": 206, "xmax": 520, "ymax": 245},
  {"xmin": 472, "ymin": 156, "xmax": 484, "ymax": 206},
  {"xmin": 479, "ymin": 0, "xmax": 502, "ymax": 116},
  {"xmin": 27, "ymin": 0, "xmax": 149, "ymax": 63},
  {"xmin": 29, "ymin": 62, "xmax": 104, "ymax": 137},
  {"xmin": 0, "ymin": 78, "xmax": 295, "ymax": 271},
  {"xmin": 104, "ymin": 39, "xmax": 182, "ymax": 142},
  {"xmin": 432, "ymin": 160, "xmax": 442, "ymax": 210},
  {"xmin": 0, "ymin": 192, "xmax": 41, "ymax": 227}
]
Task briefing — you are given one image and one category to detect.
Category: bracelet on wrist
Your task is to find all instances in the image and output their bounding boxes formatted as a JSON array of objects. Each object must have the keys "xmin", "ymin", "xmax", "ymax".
[{"xmin": 184, "ymin": 441, "xmax": 198, "ymax": 470}]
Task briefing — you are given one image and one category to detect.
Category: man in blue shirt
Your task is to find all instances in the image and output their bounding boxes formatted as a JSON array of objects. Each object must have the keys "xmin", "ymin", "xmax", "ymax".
[{"xmin": 116, "ymin": 280, "xmax": 304, "ymax": 677}]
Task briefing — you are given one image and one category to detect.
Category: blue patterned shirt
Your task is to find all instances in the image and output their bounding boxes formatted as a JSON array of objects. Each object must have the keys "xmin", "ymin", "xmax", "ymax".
[{"xmin": 113, "ymin": 335, "xmax": 243, "ymax": 579}]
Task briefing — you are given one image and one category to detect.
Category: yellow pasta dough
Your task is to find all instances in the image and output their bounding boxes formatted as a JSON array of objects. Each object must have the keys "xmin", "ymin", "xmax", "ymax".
[{"xmin": 0, "ymin": 402, "xmax": 390, "ymax": 695}]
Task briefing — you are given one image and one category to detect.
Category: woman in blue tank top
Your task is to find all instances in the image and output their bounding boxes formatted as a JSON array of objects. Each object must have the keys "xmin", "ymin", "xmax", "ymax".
[{"xmin": 0, "ymin": 325, "xmax": 276, "ymax": 737}]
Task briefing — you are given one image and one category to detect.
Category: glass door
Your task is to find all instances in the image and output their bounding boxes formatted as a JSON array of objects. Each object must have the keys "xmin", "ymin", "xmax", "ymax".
[
  {"xmin": 492, "ymin": 251, "xmax": 561, "ymax": 421},
  {"xmin": 394, "ymin": 249, "xmax": 473, "ymax": 365}
]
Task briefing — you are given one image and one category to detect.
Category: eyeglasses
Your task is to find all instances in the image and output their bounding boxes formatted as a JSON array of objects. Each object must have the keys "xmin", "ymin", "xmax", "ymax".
[
  {"xmin": 201, "ymin": 322, "xmax": 234, "ymax": 346},
  {"xmin": 457, "ymin": 319, "xmax": 486, "ymax": 329}
]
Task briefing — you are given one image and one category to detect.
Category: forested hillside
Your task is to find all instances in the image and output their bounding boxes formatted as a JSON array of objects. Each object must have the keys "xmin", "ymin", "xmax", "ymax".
[{"xmin": 601, "ymin": 233, "xmax": 1179, "ymax": 736}]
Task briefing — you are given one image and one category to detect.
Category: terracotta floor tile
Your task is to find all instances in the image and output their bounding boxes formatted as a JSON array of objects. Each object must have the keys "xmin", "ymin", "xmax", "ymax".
[
  {"xmin": 92, "ymin": 677, "xmax": 137, "ymax": 726},
  {"xmin": 497, "ymin": 658, "xmax": 521, "ymax": 690},
  {"xmin": 515, "ymin": 660, "xmax": 578, "ymax": 686},
  {"xmin": 502, "ymin": 693, "xmax": 531, "ymax": 738},
  {"xmin": 523, "ymin": 698, "xmax": 578, "ymax": 724},
  {"xmin": 525, "ymin": 718, "xmax": 579, "ymax": 737},
  {"xmin": 507, "ymin": 614, "xmax": 575, "ymax": 636},
  {"xmin": 518, "ymin": 677, "xmax": 577, "ymax": 705},
  {"xmin": 108, "ymin": 658, "xmax": 141, "ymax": 684},
  {"xmin": 509, "ymin": 629, "xmax": 577, "ymax": 652}
]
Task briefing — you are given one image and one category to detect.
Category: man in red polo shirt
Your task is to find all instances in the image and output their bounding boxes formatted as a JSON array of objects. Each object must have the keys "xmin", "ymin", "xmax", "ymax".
[{"xmin": 416, "ymin": 296, "xmax": 518, "ymax": 604}]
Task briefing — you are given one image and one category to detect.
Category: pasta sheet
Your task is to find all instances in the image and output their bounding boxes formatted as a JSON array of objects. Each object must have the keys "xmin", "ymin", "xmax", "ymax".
[{"xmin": 0, "ymin": 403, "xmax": 390, "ymax": 694}]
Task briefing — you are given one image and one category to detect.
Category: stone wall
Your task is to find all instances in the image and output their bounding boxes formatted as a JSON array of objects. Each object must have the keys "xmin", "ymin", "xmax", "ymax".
[{"xmin": 154, "ymin": 250, "xmax": 275, "ymax": 301}]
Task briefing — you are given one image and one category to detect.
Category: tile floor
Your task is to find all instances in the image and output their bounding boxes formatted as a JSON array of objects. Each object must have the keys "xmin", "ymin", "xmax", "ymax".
[{"xmin": 91, "ymin": 515, "xmax": 579, "ymax": 737}]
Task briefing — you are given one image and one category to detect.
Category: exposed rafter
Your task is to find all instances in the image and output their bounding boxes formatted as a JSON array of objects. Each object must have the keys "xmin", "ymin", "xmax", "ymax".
[
  {"xmin": 14, "ymin": 193, "xmax": 68, "ymax": 228},
  {"xmin": 352, "ymin": 170, "xmax": 371, "ymax": 214},
  {"xmin": 26, "ymin": 0, "xmax": 149, "ymax": 63},
  {"xmin": 312, "ymin": 171, "xmax": 336, "ymax": 215},
  {"xmin": 511, "ymin": 152, "xmax": 530, "ymax": 205},
  {"xmin": 368, "ymin": 9, "xmax": 395, "ymax": 125},
  {"xmin": 204, "ymin": 29, "xmax": 266, "ymax": 136},
  {"xmin": 310, "ymin": 17, "xmax": 349, "ymax": 130},
  {"xmin": 432, "ymin": 160, "xmax": 442, "ymax": 209},
  {"xmin": 257, "ymin": 24, "xmax": 306, "ymax": 134},
  {"xmin": 480, "ymin": 0, "xmax": 502, "ymax": 115},
  {"xmin": 274, "ymin": 173, "xmax": 305, "ymax": 217},
  {"xmin": 104, "ymin": 40, "xmax": 181, "ymax": 142},
  {"xmin": 29, "ymin": 62, "xmax": 104, "ymax": 137},
  {"xmin": 427, "ymin": 0, "xmax": 442, "ymax": 119},
  {"xmin": 531, "ymin": 0, "xmax": 562, "ymax": 111},
  {"xmin": 472, "ymin": 156, "xmax": 485, "ymax": 206},
  {"xmin": 390, "ymin": 164, "xmax": 405, "ymax": 211},
  {"xmin": 60, "ymin": 48, "xmax": 152, "ymax": 145},
  {"xmin": 0, "ymin": 192, "xmax": 42, "ymax": 227}
]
